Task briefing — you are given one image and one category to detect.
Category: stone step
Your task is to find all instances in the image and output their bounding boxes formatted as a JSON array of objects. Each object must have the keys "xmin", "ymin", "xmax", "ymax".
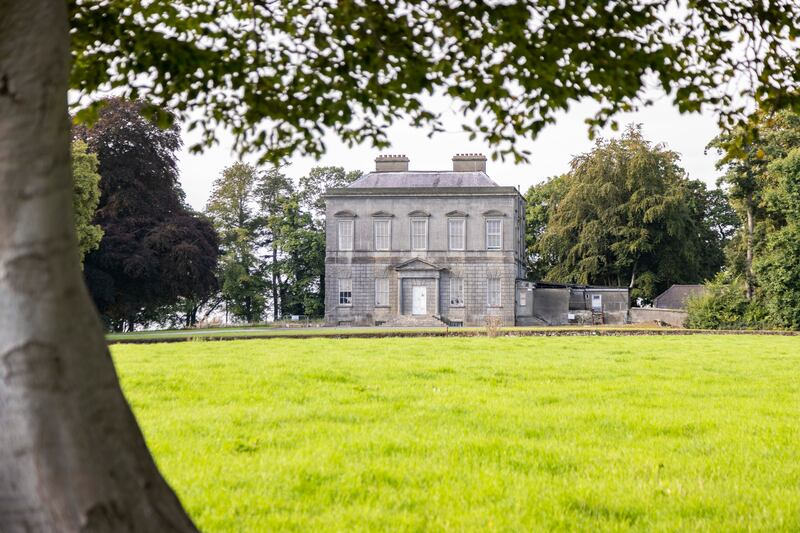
[{"xmin": 381, "ymin": 314, "xmax": 448, "ymax": 328}]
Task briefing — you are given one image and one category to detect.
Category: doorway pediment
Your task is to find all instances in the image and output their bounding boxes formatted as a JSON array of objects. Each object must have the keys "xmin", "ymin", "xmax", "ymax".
[{"xmin": 394, "ymin": 257, "xmax": 445, "ymax": 271}]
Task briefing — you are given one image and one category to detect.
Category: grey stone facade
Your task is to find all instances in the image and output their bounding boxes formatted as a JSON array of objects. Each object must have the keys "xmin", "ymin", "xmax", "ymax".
[
  {"xmin": 325, "ymin": 154, "xmax": 526, "ymax": 327},
  {"xmin": 515, "ymin": 281, "xmax": 630, "ymax": 326}
]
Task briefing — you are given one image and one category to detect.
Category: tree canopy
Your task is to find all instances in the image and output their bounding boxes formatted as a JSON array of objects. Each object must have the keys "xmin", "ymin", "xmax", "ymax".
[
  {"xmin": 709, "ymin": 109, "xmax": 800, "ymax": 297},
  {"xmin": 529, "ymin": 126, "xmax": 730, "ymax": 301},
  {"xmin": 77, "ymin": 98, "xmax": 219, "ymax": 331},
  {"xmin": 756, "ymin": 147, "xmax": 800, "ymax": 327},
  {"xmin": 69, "ymin": 1, "xmax": 800, "ymax": 164},
  {"xmin": 206, "ymin": 162, "xmax": 270, "ymax": 323},
  {"xmin": 71, "ymin": 139, "xmax": 103, "ymax": 265},
  {"xmin": 205, "ymin": 163, "xmax": 361, "ymax": 322}
]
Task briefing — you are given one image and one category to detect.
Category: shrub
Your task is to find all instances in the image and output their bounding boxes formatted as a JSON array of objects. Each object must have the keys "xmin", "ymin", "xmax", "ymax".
[
  {"xmin": 485, "ymin": 316, "xmax": 502, "ymax": 337},
  {"xmin": 685, "ymin": 274, "xmax": 771, "ymax": 329}
]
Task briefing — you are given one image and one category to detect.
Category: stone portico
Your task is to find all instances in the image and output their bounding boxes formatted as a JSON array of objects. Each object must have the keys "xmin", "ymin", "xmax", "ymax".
[{"xmin": 395, "ymin": 258, "xmax": 443, "ymax": 316}]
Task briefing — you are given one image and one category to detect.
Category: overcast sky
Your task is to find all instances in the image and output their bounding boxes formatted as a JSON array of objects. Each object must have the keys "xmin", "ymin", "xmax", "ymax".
[{"xmin": 177, "ymin": 92, "xmax": 724, "ymax": 211}]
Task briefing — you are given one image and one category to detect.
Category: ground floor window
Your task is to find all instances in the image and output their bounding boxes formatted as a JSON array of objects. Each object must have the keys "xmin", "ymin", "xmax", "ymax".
[
  {"xmin": 375, "ymin": 278, "xmax": 389, "ymax": 306},
  {"xmin": 450, "ymin": 277, "xmax": 464, "ymax": 306},
  {"xmin": 487, "ymin": 278, "xmax": 501, "ymax": 307},
  {"xmin": 339, "ymin": 278, "xmax": 352, "ymax": 305}
]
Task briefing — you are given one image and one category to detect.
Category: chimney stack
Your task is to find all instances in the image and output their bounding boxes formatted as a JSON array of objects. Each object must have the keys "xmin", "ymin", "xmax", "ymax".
[
  {"xmin": 375, "ymin": 154, "xmax": 409, "ymax": 172},
  {"xmin": 452, "ymin": 153, "xmax": 487, "ymax": 172}
]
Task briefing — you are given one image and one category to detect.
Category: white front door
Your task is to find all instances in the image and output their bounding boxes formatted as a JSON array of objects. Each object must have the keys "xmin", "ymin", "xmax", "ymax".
[{"xmin": 412, "ymin": 286, "xmax": 427, "ymax": 315}]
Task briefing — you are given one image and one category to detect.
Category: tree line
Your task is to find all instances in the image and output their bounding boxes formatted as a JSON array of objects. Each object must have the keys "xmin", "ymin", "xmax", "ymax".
[
  {"xmin": 523, "ymin": 125, "xmax": 738, "ymax": 303},
  {"xmin": 523, "ymin": 114, "xmax": 800, "ymax": 331},
  {"xmin": 72, "ymin": 98, "xmax": 360, "ymax": 331},
  {"xmin": 72, "ymin": 100, "xmax": 800, "ymax": 331},
  {"xmin": 687, "ymin": 110, "xmax": 800, "ymax": 329}
]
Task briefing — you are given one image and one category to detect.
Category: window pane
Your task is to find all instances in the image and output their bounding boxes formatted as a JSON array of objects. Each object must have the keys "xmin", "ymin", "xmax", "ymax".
[
  {"xmin": 411, "ymin": 219, "xmax": 427, "ymax": 250},
  {"xmin": 338, "ymin": 220, "xmax": 353, "ymax": 250},
  {"xmin": 374, "ymin": 220, "xmax": 390, "ymax": 250},
  {"xmin": 339, "ymin": 279, "xmax": 352, "ymax": 305},
  {"xmin": 448, "ymin": 219, "xmax": 464, "ymax": 250},
  {"xmin": 487, "ymin": 278, "xmax": 501, "ymax": 306},
  {"xmin": 375, "ymin": 278, "xmax": 389, "ymax": 306},
  {"xmin": 450, "ymin": 277, "xmax": 463, "ymax": 306},
  {"xmin": 486, "ymin": 219, "xmax": 501, "ymax": 250}
]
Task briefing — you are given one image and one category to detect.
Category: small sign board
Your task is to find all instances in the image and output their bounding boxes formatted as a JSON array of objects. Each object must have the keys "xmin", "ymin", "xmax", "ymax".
[{"xmin": 291, "ymin": 315, "xmax": 300, "ymax": 321}]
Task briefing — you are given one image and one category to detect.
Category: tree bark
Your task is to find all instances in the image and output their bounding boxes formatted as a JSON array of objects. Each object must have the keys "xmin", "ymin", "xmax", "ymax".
[
  {"xmin": 271, "ymin": 245, "xmax": 279, "ymax": 321},
  {"xmin": 628, "ymin": 261, "xmax": 637, "ymax": 290},
  {"xmin": 0, "ymin": 3, "xmax": 197, "ymax": 532}
]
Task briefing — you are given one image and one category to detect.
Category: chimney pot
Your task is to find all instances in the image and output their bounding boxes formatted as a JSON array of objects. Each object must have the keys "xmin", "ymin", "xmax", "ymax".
[
  {"xmin": 375, "ymin": 154, "xmax": 409, "ymax": 172},
  {"xmin": 452, "ymin": 153, "xmax": 487, "ymax": 172}
]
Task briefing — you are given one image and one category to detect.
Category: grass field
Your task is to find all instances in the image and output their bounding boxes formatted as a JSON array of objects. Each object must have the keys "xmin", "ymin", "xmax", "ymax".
[{"xmin": 112, "ymin": 336, "xmax": 800, "ymax": 531}]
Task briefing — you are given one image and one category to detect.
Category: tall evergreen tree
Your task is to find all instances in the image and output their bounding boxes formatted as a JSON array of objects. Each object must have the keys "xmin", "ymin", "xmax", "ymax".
[
  {"xmin": 205, "ymin": 162, "xmax": 269, "ymax": 323},
  {"xmin": 271, "ymin": 193, "xmax": 326, "ymax": 317},
  {"xmin": 257, "ymin": 168, "xmax": 295, "ymax": 320},
  {"xmin": 291, "ymin": 167, "xmax": 362, "ymax": 316}
]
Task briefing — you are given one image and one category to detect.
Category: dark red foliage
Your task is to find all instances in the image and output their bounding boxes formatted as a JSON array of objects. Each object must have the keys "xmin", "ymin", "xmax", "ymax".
[{"xmin": 76, "ymin": 98, "xmax": 218, "ymax": 330}]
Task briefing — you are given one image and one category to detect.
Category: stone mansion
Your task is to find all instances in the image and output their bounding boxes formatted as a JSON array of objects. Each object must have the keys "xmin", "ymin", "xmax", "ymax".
[{"xmin": 324, "ymin": 154, "xmax": 527, "ymax": 327}]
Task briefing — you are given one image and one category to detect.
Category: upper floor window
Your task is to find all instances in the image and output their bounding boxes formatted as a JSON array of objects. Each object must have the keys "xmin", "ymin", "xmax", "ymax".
[
  {"xmin": 339, "ymin": 278, "xmax": 352, "ymax": 305},
  {"xmin": 448, "ymin": 218, "xmax": 465, "ymax": 250},
  {"xmin": 411, "ymin": 218, "xmax": 428, "ymax": 250},
  {"xmin": 338, "ymin": 220, "xmax": 354, "ymax": 251},
  {"xmin": 486, "ymin": 219, "xmax": 502, "ymax": 250},
  {"xmin": 375, "ymin": 278, "xmax": 389, "ymax": 306},
  {"xmin": 374, "ymin": 219, "xmax": 390, "ymax": 251},
  {"xmin": 487, "ymin": 278, "xmax": 501, "ymax": 307}
]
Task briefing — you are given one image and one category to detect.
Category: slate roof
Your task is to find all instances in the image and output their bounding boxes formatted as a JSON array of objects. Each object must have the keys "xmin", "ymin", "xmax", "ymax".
[
  {"xmin": 348, "ymin": 171, "xmax": 500, "ymax": 188},
  {"xmin": 653, "ymin": 284, "xmax": 707, "ymax": 309}
]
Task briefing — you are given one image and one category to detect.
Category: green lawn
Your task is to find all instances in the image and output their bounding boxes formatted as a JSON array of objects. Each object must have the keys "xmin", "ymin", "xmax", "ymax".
[{"xmin": 112, "ymin": 336, "xmax": 800, "ymax": 532}]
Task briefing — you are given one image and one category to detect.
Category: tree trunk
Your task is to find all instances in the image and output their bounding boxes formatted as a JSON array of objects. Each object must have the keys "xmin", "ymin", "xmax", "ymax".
[
  {"xmin": 271, "ymin": 244, "xmax": 279, "ymax": 321},
  {"xmin": 0, "ymin": 3, "xmax": 197, "ymax": 532},
  {"xmin": 745, "ymin": 193, "xmax": 755, "ymax": 300},
  {"xmin": 628, "ymin": 261, "xmax": 637, "ymax": 290}
]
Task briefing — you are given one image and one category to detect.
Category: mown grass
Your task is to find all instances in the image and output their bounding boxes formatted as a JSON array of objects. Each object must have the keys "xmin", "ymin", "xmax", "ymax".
[{"xmin": 112, "ymin": 336, "xmax": 800, "ymax": 532}]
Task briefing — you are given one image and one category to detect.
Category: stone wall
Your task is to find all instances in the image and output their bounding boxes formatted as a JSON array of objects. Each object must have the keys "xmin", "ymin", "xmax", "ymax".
[
  {"xmin": 324, "ymin": 187, "xmax": 525, "ymax": 327},
  {"xmin": 628, "ymin": 307, "xmax": 687, "ymax": 327},
  {"xmin": 325, "ymin": 258, "xmax": 517, "ymax": 326},
  {"xmin": 531, "ymin": 288, "xmax": 570, "ymax": 325}
]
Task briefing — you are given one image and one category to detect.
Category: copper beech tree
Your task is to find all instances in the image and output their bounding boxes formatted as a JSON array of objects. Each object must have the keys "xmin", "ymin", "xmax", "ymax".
[{"xmin": 1, "ymin": 0, "xmax": 799, "ymax": 530}]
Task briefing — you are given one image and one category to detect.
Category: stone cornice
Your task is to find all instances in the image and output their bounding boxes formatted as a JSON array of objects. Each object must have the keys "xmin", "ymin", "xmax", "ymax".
[{"xmin": 325, "ymin": 186, "xmax": 523, "ymax": 199}]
